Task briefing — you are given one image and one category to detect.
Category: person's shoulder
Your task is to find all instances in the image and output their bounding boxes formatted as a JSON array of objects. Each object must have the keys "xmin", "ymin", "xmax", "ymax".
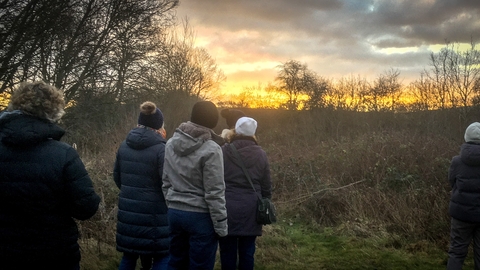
[
  {"xmin": 450, "ymin": 155, "xmax": 462, "ymax": 166},
  {"xmin": 203, "ymin": 139, "xmax": 222, "ymax": 149},
  {"xmin": 41, "ymin": 140, "xmax": 80, "ymax": 162},
  {"xmin": 45, "ymin": 139, "xmax": 72, "ymax": 150},
  {"xmin": 202, "ymin": 139, "xmax": 223, "ymax": 155}
]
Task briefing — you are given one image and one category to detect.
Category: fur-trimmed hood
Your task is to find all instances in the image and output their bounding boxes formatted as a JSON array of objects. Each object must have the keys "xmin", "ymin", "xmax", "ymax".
[{"xmin": 172, "ymin": 121, "xmax": 224, "ymax": 156}]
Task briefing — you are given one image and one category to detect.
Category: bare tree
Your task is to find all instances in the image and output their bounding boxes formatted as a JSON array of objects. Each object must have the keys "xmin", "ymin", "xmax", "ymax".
[
  {"xmin": 275, "ymin": 60, "xmax": 316, "ymax": 110},
  {"xmin": 419, "ymin": 40, "xmax": 480, "ymax": 118},
  {"xmin": 0, "ymin": 0, "xmax": 179, "ymax": 104},
  {"xmin": 363, "ymin": 69, "xmax": 402, "ymax": 112},
  {"xmin": 447, "ymin": 41, "xmax": 480, "ymax": 110},
  {"xmin": 303, "ymin": 76, "xmax": 330, "ymax": 110},
  {"xmin": 328, "ymin": 75, "xmax": 369, "ymax": 111},
  {"xmin": 0, "ymin": 0, "xmax": 72, "ymax": 93},
  {"xmin": 424, "ymin": 42, "xmax": 457, "ymax": 109},
  {"xmin": 408, "ymin": 74, "xmax": 437, "ymax": 111},
  {"xmin": 150, "ymin": 20, "xmax": 225, "ymax": 100}
]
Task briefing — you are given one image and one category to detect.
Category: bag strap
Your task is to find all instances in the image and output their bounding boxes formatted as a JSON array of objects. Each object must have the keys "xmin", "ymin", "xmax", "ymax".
[{"xmin": 229, "ymin": 143, "xmax": 262, "ymax": 200}]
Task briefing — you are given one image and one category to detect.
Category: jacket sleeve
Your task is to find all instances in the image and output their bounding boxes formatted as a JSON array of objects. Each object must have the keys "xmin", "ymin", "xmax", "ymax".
[
  {"xmin": 156, "ymin": 144, "xmax": 165, "ymax": 190},
  {"xmin": 162, "ymin": 145, "xmax": 172, "ymax": 203},
  {"xmin": 64, "ymin": 147, "xmax": 101, "ymax": 220},
  {"xmin": 448, "ymin": 156, "xmax": 459, "ymax": 189},
  {"xmin": 203, "ymin": 143, "xmax": 228, "ymax": 237}
]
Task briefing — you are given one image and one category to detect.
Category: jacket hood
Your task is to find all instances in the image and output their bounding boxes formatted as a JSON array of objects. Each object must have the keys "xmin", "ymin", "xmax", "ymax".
[
  {"xmin": 224, "ymin": 139, "xmax": 262, "ymax": 168},
  {"xmin": 0, "ymin": 110, "xmax": 65, "ymax": 146},
  {"xmin": 460, "ymin": 143, "xmax": 480, "ymax": 166},
  {"xmin": 170, "ymin": 121, "xmax": 224, "ymax": 156},
  {"xmin": 125, "ymin": 127, "xmax": 165, "ymax": 150}
]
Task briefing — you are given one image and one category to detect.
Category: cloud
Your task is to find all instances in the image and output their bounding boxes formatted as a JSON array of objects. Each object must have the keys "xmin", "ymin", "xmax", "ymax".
[{"xmin": 176, "ymin": 0, "xmax": 480, "ymax": 90}]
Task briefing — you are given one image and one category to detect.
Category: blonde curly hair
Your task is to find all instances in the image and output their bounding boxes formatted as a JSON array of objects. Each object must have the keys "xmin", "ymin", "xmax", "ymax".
[{"xmin": 8, "ymin": 81, "xmax": 65, "ymax": 122}]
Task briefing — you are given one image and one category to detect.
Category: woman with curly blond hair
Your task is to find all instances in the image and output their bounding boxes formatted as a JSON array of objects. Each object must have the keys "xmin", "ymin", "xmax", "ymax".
[{"xmin": 0, "ymin": 81, "xmax": 100, "ymax": 270}]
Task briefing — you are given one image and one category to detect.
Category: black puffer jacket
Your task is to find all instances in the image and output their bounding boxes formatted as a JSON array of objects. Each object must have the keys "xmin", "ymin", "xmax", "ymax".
[
  {"xmin": 449, "ymin": 142, "xmax": 480, "ymax": 223},
  {"xmin": 114, "ymin": 127, "xmax": 169, "ymax": 256},
  {"xmin": 0, "ymin": 111, "xmax": 100, "ymax": 265}
]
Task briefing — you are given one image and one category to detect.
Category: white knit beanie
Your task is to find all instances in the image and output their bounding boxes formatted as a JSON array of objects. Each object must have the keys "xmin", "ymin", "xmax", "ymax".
[
  {"xmin": 464, "ymin": 122, "xmax": 480, "ymax": 143},
  {"xmin": 235, "ymin": 117, "xmax": 257, "ymax": 137}
]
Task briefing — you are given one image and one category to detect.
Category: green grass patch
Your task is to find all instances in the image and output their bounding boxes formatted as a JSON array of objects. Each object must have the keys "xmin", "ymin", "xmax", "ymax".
[
  {"xmin": 251, "ymin": 220, "xmax": 455, "ymax": 270},
  {"xmin": 81, "ymin": 218, "xmax": 477, "ymax": 270}
]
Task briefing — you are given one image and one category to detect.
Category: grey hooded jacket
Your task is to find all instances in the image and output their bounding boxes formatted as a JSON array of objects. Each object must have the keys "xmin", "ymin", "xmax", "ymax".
[{"xmin": 162, "ymin": 121, "xmax": 228, "ymax": 236}]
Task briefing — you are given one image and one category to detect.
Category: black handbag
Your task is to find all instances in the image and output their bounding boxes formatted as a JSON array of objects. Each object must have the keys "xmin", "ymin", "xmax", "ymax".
[{"xmin": 230, "ymin": 144, "xmax": 277, "ymax": 225}]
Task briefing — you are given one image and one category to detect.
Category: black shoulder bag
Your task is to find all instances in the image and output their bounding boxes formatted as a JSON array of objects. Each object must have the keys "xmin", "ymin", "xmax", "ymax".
[{"xmin": 229, "ymin": 143, "xmax": 277, "ymax": 225}]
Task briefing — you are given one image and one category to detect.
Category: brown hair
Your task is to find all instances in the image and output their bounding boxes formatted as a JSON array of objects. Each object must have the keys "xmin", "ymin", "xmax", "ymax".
[
  {"xmin": 8, "ymin": 81, "xmax": 65, "ymax": 122},
  {"xmin": 140, "ymin": 101, "xmax": 157, "ymax": 115}
]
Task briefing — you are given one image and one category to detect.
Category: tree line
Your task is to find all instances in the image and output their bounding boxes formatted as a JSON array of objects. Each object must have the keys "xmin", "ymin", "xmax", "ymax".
[
  {"xmin": 223, "ymin": 41, "xmax": 480, "ymax": 115},
  {"xmin": 1, "ymin": 1, "xmax": 479, "ymax": 118},
  {"xmin": 0, "ymin": 0, "xmax": 224, "ymax": 111}
]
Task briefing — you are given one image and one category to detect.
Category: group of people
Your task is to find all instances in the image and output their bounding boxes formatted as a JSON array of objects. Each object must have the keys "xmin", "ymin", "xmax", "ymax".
[
  {"xmin": 113, "ymin": 99, "xmax": 272, "ymax": 270},
  {"xmin": 0, "ymin": 81, "xmax": 271, "ymax": 269},
  {"xmin": 4, "ymin": 80, "xmax": 480, "ymax": 270}
]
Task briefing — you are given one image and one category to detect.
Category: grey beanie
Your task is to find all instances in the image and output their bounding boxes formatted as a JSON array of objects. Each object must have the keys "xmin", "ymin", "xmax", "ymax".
[{"xmin": 464, "ymin": 122, "xmax": 480, "ymax": 143}]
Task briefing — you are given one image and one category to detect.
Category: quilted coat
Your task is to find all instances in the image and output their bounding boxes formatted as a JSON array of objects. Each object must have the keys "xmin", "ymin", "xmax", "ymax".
[
  {"xmin": 449, "ymin": 142, "xmax": 480, "ymax": 223},
  {"xmin": 113, "ymin": 127, "xmax": 169, "ymax": 256},
  {"xmin": 0, "ymin": 111, "xmax": 100, "ymax": 266}
]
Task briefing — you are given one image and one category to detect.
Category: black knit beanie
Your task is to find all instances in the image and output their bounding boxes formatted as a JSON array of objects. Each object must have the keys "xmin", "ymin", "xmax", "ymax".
[
  {"xmin": 191, "ymin": 101, "xmax": 219, "ymax": 129},
  {"xmin": 220, "ymin": 109, "xmax": 246, "ymax": 129},
  {"xmin": 138, "ymin": 101, "xmax": 164, "ymax": 130}
]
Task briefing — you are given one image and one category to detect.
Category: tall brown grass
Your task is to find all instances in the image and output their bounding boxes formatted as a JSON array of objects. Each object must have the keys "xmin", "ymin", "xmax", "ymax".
[
  {"xmin": 252, "ymin": 108, "xmax": 465, "ymax": 242},
  {"xmin": 62, "ymin": 103, "xmax": 476, "ymax": 267}
]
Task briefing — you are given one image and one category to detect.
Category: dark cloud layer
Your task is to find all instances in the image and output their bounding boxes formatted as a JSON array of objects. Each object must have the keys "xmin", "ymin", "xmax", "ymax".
[{"xmin": 176, "ymin": 0, "xmax": 480, "ymax": 90}]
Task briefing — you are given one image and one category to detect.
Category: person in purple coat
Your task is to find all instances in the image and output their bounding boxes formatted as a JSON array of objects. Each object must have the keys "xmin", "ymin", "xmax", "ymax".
[
  {"xmin": 447, "ymin": 122, "xmax": 480, "ymax": 269},
  {"xmin": 219, "ymin": 117, "xmax": 272, "ymax": 270}
]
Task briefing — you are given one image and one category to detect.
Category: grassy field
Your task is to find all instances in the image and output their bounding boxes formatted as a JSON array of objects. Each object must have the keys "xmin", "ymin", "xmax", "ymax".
[
  {"xmin": 81, "ymin": 217, "xmax": 469, "ymax": 270},
  {"xmin": 251, "ymin": 220, "xmax": 451, "ymax": 270},
  {"xmin": 71, "ymin": 106, "xmax": 480, "ymax": 270}
]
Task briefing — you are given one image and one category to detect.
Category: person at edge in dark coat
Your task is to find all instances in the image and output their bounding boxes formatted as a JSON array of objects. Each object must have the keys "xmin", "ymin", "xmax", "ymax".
[
  {"xmin": 447, "ymin": 122, "xmax": 480, "ymax": 270},
  {"xmin": 114, "ymin": 101, "xmax": 170, "ymax": 270},
  {"xmin": 162, "ymin": 101, "xmax": 227, "ymax": 270},
  {"xmin": 219, "ymin": 116, "xmax": 272, "ymax": 270},
  {"xmin": 0, "ymin": 81, "xmax": 101, "ymax": 270},
  {"xmin": 220, "ymin": 108, "xmax": 245, "ymax": 143}
]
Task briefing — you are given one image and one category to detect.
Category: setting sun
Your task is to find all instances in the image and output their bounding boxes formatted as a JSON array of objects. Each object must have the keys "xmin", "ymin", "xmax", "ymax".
[{"xmin": 0, "ymin": 93, "xmax": 9, "ymax": 110}]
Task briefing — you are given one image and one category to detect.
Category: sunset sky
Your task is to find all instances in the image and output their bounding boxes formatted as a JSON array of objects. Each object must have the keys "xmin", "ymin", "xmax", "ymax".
[{"xmin": 175, "ymin": 0, "xmax": 480, "ymax": 95}]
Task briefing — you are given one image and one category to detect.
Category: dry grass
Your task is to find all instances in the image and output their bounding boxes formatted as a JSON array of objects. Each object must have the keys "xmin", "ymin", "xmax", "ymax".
[{"xmin": 62, "ymin": 105, "xmax": 480, "ymax": 268}]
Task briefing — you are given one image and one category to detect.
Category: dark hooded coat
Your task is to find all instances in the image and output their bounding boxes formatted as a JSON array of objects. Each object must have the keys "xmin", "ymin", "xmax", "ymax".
[
  {"xmin": 222, "ymin": 137, "xmax": 272, "ymax": 236},
  {"xmin": 0, "ymin": 111, "xmax": 100, "ymax": 266},
  {"xmin": 113, "ymin": 127, "xmax": 169, "ymax": 256},
  {"xmin": 449, "ymin": 142, "xmax": 480, "ymax": 223}
]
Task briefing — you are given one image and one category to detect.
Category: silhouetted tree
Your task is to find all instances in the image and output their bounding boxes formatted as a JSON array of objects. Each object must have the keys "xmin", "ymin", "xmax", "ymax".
[
  {"xmin": 275, "ymin": 60, "xmax": 317, "ymax": 110},
  {"xmin": 303, "ymin": 76, "xmax": 330, "ymax": 110},
  {"xmin": 0, "ymin": 0, "xmax": 179, "ymax": 104},
  {"xmin": 150, "ymin": 20, "xmax": 225, "ymax": 100},
  {"xmin": 363, "ymin": 69, "xmax": 402, "ymax": 112},
  {"xmin": 408, "ymin": 74, "xmax": 438, "ymax": 111}
]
